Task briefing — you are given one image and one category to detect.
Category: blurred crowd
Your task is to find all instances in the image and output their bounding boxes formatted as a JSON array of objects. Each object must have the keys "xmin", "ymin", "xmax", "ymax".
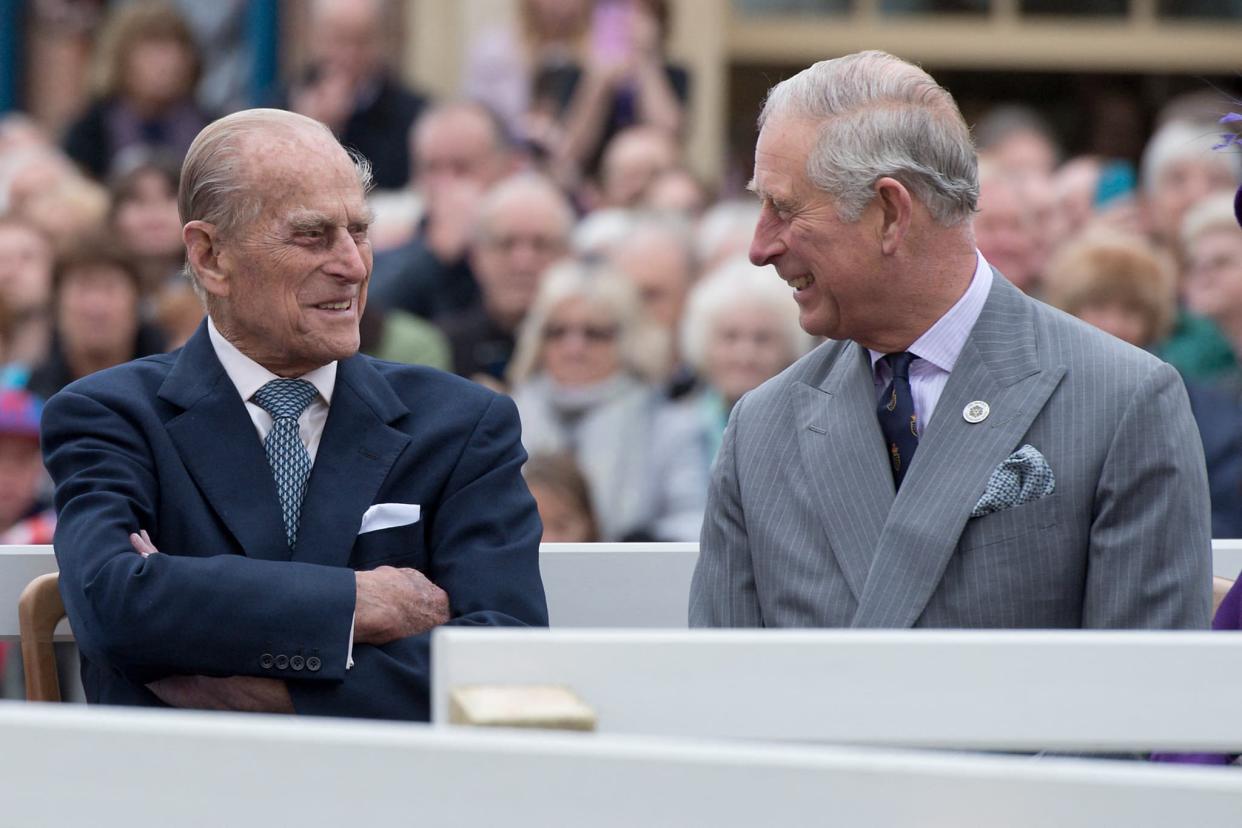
[{"xmin": 1, "ymin": 0, "xmax": 1242, "ymax": 570}]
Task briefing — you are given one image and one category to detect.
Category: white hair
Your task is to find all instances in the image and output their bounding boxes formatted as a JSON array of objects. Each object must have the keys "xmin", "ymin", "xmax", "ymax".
[
  {"xmin": 696, "ymin": 198, "xmax": 761, "ymax": 265},
  {"xmin": 1181, "ymin": 191, "xmax": 1240, "ymax": 250},
  {"xmin": 759, "ymin": 50, "xmax": 978, "ymax": 226},
  {"xmin": 571, "ymin": 208, "xmax": 636, "ymax": 257},
  {"xmin": 507, "ymin": 259, "xmax": 668, "ymax": 387},
  {"xmin": 679, "ymin": 256, "xmax": 813, "ymax": 373},
  {"xmin": 1141, "ymin": 119, "xmax": 1242, "ymax": 194},
  {"xmin": 178, "ymin": 108, "xmax": 373, "ymax": 295},
  {"xmin": 473, "ymin": 172, "xmax": 575, "ymax": 244}
]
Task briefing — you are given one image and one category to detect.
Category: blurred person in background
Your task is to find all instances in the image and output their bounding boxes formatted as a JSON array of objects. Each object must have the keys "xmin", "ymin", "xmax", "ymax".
[
  {"xmin": 18, "ymin": 174, "xmax": 111, "ymax": 257},
  {"xmin": 594, "ymin": 124, "xmax": 679, "ymax": 209},
  {"xmin": 1044, "ymin": 229, "xmax": 1242, "ymax": 538},
  {"xmin": 27, "ymin": 237, "xmax": 165, "ymax": 401},
  {"xmin": 369, "ymin": 102, "xmax": 517, "ymax": 321},
  {"xmin": 1182, "ymin": 192, "xmax": 1242, "ymax": 369},
  {"xmin": 282, "ymin": 0, "xmax": 428, "ymax": 191},
  {"xmin": 439, "ymin": 172, "xmax": 574, "ymax": 386},
  {"xmin": 108, "ymin": 151, "xmax": 185, "ymax": 295},
  {"xmin": 62, "ymin": 2, "xmax": 211, "ymax": 180},
  {"xmin": 677, "ymin": 257, "xmax": 812, "ymax": 476},
  {"xmin": 1138, "ymin": 120, "xmax": 1240, "ymax": 383},
  {"xmin": 1141, "ymin": 119, "xmax": 1240, "ymax": 251},
  {"xmin": 555, "ymin": 0, "xmax": 688, "ymax": 184},
  {"xmin": 974, "ymin": 104, "xmax": 1059, "ymax": 182},
  {"xmin": 0, "ymin": 217, "xmax": 55, "ymax": 376},
  {"xmin": 463, "ymin": 0, "xmax": 593, "ymax": 156},
  {"xmin": 696, "ymin": 198, "xmax": 761, "ymax": 273},
  {"xmin": 973, "ymin": 163, "xmax": 1040, "ymax": 295},
  {"xmin": 606, "ymin": 212, "xmax": 698, "ymax": 396},
  {"xmin": 1053, "ymin": 155, "xmax": 1145, "ymax": 240},
  {"xmin": 0, "ymin": 388, "xmax": 55, "ymax": 545},
  {"xmin": 523, "ymin": 451, "xmax": 599, "ymax": 543},
  {"xmin": 643, "ymin": 165, "xmax": 710, "ymax": 217},
  {"xmin": 508, "ymin": 260, "xmax": 705, "ymax": 541}
]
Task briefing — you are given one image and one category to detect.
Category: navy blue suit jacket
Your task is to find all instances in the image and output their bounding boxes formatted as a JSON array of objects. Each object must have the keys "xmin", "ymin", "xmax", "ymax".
[{"xmin": 41, "ymin": 323, "xmax": 547, "ymax": 720}]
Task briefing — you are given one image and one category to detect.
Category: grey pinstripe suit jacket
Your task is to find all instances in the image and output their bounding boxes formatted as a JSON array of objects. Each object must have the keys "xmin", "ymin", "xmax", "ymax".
[{"xmin": 689, "ymin": 272, "xmax": 1213, "ymax": 629}]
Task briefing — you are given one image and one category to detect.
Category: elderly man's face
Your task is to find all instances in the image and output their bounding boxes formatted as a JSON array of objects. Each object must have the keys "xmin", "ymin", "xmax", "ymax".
[
  {"xmin": 748, "ymin": 116, "xmax": 881, "ymax": 340},
  {"xmin": 472, "ymin": 193, "xmax": 569, "ymax": 328},
  {"xmin": 214, "ymin": 134, "xmax": 372, "ymax": 377}
]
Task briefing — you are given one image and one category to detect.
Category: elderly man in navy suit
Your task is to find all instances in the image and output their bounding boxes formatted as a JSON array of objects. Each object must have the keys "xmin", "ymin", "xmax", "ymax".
[{"xmin": 41, "ymin": 109, "xmax": 547, "ymax": 720}]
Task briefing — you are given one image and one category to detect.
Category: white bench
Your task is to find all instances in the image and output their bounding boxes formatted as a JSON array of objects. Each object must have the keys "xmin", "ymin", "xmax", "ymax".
[
  {"xmin": 1, "ymin": 541, "xmax": 1236, "ymax": 638},
  {"xmin": 432, "ymin": 628, "xmax": 1242, "ymax": 754},
  {"xmin": 0, "ymin": 702, "xmax": 1237, "ymax": 827}
]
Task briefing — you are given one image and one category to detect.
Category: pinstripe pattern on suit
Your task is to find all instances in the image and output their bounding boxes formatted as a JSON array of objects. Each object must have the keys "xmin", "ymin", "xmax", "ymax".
[{"xmin": 689, "ymin": 271, "xmax": 1213, "ymax": 630}]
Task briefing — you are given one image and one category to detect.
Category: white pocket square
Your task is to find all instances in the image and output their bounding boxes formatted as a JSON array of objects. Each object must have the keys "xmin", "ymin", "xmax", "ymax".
[{"xmin": 358, "ymin": 503, "xmax": 421, "ymax": 534}]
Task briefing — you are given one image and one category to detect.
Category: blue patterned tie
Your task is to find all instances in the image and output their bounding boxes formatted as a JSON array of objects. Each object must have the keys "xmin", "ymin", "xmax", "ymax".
[
  {"xmin": 877, "ymin": 352, "xmax": 919, "ymax": 490},
  {"xmin": 252, "ymin": 379, "xmax": 318, "ymax": 549}
]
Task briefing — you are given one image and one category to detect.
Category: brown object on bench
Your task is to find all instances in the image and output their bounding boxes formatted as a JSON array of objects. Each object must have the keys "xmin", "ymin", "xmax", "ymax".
[{"xmin": 18, "ymin": 572, "xmax": 65, "ymax": 702}]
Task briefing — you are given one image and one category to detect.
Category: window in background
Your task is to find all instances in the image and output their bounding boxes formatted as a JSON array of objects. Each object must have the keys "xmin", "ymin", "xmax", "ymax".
[
  {"xmin": 1158, "ymin": 0, "xmax": 1242, "ymax": 19},
  {"xmin": 1020, "ymin": 0, "xmax": 1127, "ymax": 16},
  {"xmin": 880, "ymin": 0, "xmax": 987, "ymax": 13}
]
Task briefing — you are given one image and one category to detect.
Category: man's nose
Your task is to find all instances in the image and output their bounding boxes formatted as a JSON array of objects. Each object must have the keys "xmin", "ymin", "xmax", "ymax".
[
  {"xmin": 749, "ymin": 214, "xmax": 784, "ymax": 266},
  {"xmin": 330, "ymin": 231, "xmax": 369, "ymax": 282}
]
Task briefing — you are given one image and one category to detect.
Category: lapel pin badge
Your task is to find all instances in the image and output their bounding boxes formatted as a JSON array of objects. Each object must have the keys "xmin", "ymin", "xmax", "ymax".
[{"xmin": 963, "ymin": 400, "xmax": 990, "ymax": 424}]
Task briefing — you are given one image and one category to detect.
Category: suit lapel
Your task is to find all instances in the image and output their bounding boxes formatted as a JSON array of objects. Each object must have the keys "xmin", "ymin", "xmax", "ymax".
[
  {"xmin": 292, "ymin": 355, "xmax": 411, "ymax": 568},
  {"xmin": 793, "ymin": 343, "xmax": 894, "ymax": 601},
  {"xmin": 159, "ymin": 323, "xmax": 290, "ymax": 561},
  {"xmin": 851, "ymin": 274, "xmax": 1067, "ymax": 628}
]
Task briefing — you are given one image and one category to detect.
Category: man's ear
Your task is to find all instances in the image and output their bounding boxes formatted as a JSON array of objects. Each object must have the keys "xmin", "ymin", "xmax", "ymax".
[
  {"xmin": 874, "ymin": 177, "xmax": 913, "ymax": 255},
  {"xmin": 183, "ymin": 221, "xmax": 230, "ymax": 298}
]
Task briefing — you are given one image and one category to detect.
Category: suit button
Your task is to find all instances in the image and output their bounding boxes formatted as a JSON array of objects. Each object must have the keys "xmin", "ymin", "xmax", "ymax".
[
  {"xmin": 260, "ymin": 653, "xmax": 275, "ymax": 669},
  {"xmin": 290, "ymin": 655, "xmax": 305, "ymax": 671},
  {"xmin": 275, "ymin": 654, "xmax": 289, "ymax": 670},
  {"xmin": 306, "ymin": 656, "xmax": 322, "ymax": 672}
]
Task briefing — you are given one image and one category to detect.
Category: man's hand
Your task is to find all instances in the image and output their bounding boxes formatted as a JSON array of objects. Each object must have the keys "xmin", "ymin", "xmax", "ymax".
[
  {"xmin": 354, "ymin": 566, "xmax": 450, "ymax": 645},
  {"xmin": 129, "ymin": 529, "xmax": 158, "ymax": 557},
  {"xmin": 147, "ymin": 675, "xmax": 295, "ymax": 713}
]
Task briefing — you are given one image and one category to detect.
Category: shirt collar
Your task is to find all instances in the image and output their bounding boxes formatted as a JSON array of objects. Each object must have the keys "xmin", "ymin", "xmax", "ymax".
[
  {"xmin": 207, "ymin": 316, "xmax": 337, "ymax": 406},
  {"xmin": 869, "ymin": 250, "xmax": 993, "ymax": 373}
]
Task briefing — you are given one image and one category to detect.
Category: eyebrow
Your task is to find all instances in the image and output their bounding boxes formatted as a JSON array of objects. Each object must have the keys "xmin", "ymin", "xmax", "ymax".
[{"xmin": 286, "ymin": 207, "xmax": 376, "ymax": 232}]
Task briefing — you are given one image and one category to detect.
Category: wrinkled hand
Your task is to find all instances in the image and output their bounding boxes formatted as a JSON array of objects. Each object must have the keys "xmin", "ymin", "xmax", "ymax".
[
  {"xmin": 147, "ymin": 675, "xmax": 294, "ymax": 713},
  {"xmin": 354, "ymin": 565, "xmax": 450, "ymax": 645}
]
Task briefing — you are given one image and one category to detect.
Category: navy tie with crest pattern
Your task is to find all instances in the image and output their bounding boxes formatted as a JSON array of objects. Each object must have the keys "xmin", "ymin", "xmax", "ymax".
[
  {"xmin": 877, "ymin": 352, "xmax": 919, "ymax": 490},
  {"xmin": 252, "ymin": 378, "xmax": 318, "ymax": 549}
]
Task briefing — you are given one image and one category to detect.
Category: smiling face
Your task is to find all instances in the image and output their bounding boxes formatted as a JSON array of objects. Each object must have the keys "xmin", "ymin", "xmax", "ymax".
[
  {"xmin": 209, "ymin": 130, "xmax": 372, "ymax": 377},
  {"xmin": 705, "ymin": 302, "xmax": 794, "ymax": 405},
  {"xmin": 747, "ymin": 115, "xmax": 886, "ymax": 343}
]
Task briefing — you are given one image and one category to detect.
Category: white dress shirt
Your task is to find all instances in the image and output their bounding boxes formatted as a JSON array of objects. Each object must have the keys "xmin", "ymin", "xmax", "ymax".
[
  {"xmin": 870, "ymin": 250, "xmax": 994, "ymax": 436},
  {"xmin": 207, "ymin": 317, "xmax": 336, "ymax": 461}
]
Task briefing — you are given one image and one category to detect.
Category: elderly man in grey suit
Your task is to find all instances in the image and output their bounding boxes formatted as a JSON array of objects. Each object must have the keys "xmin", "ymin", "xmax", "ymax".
[{"xmin": 690, "ymin": 51, "xmax": 1212, "ymax": 630}]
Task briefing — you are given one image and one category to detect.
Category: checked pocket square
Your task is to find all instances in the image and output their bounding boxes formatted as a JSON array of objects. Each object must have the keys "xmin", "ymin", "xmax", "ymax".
[{"xmin": 970, "ymin": 444, "xmax": 1055, "ymax": 518}]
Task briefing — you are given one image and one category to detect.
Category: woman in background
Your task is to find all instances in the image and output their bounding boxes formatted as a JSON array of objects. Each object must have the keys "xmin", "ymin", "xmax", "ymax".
[{"xmin": 508, "ymin": 259, "xmax": 705, "ymax": 542}]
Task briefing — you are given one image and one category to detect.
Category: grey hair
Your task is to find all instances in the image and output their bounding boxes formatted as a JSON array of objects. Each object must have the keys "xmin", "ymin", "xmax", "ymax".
[
  {"xmin": 507, "ymin": 259, "xmax": 668, "ymax": 387},
  {"xmin": 1141, "ymin": 119, "xmax": 1242, "ymax": 195},
  {"xmin": 178, "ymin": 108, "xmax": 373, "ymax": 296},
  {"xmin": 1181, "ymin": 191, "xmax": 1239, "ymax": 250},
  {"xmin": 759, "ymin": 50, "xmax": 978, "ymax": 226},
  {"xmin": 472, "ymin": 171, "xmax": 575, "ymax": 244},
  {"xmin": 679, "ymin": 256, "xmax": 813, "ymax": 374}
]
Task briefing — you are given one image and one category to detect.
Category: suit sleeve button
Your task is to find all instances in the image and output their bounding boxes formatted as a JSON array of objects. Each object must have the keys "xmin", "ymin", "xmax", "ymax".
[
  {"xmin": 306, "ymin": 656, "xmax": 321, "ymax": 672},
  {"xmin": 290, "ymin": 655, "xmax": 305, "ymax": 671},
  {"xmin": 275, "ymin": 654, "xmax": 289, "ymax": 670},
  {"xmin": 259, "ymin": 653, "xmax": 275, "ymax": 669}
]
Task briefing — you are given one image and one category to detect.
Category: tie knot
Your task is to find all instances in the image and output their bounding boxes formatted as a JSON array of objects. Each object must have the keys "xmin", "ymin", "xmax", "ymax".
[
  {"xmin": 252, "ymin": 379, "xmax": 317, "ymax": 420},
  {"xmin": 882, "ymin": 352, "xmax": 916, "ymax": 380}
]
